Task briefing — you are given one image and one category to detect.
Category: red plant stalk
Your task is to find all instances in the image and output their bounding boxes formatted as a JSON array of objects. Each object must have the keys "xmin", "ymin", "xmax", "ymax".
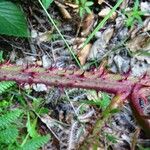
[{"xmin": 0, "ymin": 63, "xmax": 150, "ymax": 135}]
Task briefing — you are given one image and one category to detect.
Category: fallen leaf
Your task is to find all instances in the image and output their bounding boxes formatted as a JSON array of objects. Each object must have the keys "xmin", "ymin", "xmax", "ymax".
[
  {"xmin": 65, "ymin": 2, "xmax": 78, "ymax": 9},
  {"xmin": 88, "ymin": 37, "xmax": 106, "ymax": 60},
  {"xmin": 81, "ymin": 12, "xmax": 95, "ymax": 37},
  {"xmin": 77, "ymin": 43, "xmax": 92, "ymax": 65},
  {"xmin": 102, "ymin": 27, "xmax": 114, "ymax": 44},
  {"xmin": 98, "ymin": 7, "xmax": 117, "ymax": 20},
  {"xmin": 55, "ymin": 0, "xmax": 72, "ymax": 19},
  {"xmin": 88, "ymin": 27, "xmax": 114, "ymax": 60},
  {"xmin": 98, "ymin": 0, "xmax": 104, "ymax": 5},
  {"xmin": 126, "ymin": 34, "xmax": 150, "ymax": 52}
]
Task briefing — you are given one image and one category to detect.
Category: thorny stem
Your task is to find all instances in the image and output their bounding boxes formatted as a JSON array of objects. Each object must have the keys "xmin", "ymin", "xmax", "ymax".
[{"xmin": 0, "ymin": 63, "xmax": 150, "ymax": 145}]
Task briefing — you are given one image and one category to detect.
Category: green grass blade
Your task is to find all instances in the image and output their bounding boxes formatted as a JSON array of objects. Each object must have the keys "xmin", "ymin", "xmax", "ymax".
[
  {"xmin": 38, "ymin": 0, "xmax": 82, "ymax": 68},
  {"xmin": 83, "ymin": 0, "xmax": 124, "ymax": 48}
]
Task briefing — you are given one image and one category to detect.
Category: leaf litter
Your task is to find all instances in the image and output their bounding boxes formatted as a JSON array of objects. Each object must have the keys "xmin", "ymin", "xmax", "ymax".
[{"xmin": 0, "ymin": 0, "xmax": 150, "ymax": 149}]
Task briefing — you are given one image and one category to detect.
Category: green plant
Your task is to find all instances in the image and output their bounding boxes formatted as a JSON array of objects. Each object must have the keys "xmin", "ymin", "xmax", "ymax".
[
  {"xmin": 42, "ymin": 0, "xmax": 54, "ymax": 9},
  {"xmin": 82, "ymin": 0, "xmax": 124, "ymax": 47},
  {"xmin": 0, "ymin": 109, "xmax": 22, "ymax": 149},
  {"xmin": 0, "ymin": 1, "xmax": 29, "ymax": 37},
  {"xmin": 105, "ymin": 133, "xmax": 118, "ymax": 144},
  {"xmin": 0, "ymin": 110, "xmax": 50, "ymax": 150},
  {"xmin": 0, "ymin": 81, "xmax": 16, "ymax": 94},
  {"xmin": 80, "ymin": 92, "xmax": 111, "ymax": 111},
  {"xmin": 38, "ymin": 0, "xmax": 82, "ymax": 68},
  {"xmin": 21, "ymin": 135, "xmax": 50, "ymax": 150},
  {"xmin": 124, "ymin": 0, "xmax": 144, "ymax": 27},
  {"xmin": 0, "ymin": 51, "xmax": 4, "ymax": 63},
  {"xmin": 75, "ymin": 0, "xmax": 94, "ymax": 17},
  {"xmin": 0, "ymin": 82, "xmax": 50, "ymax": 149}
]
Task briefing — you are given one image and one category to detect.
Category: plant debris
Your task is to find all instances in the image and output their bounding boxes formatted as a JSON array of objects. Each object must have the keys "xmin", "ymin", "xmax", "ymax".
[{"xmin": 0, "ymin": 0, "xmax": 150, "ymax": 150}]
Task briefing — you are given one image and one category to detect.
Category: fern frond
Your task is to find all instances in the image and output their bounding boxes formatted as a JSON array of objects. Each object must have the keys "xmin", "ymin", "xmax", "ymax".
[
  {"xmin": 0, "ymin": 109, "xmax": 22, "ymax": 129},
  {"xmin": 0, "ymin": 127, "xmax": 18, "ymax": 144},
  {"xmin": 21, "ymin": 135, "xmax": 50, "ymax": 150},
  {"xmin": 0, "ymin": 81, "xmax": 15, "ymax": 94}
]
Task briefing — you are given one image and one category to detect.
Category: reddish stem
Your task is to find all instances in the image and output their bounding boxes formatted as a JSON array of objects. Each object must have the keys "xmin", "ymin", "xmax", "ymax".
[{"xmin": 0, "ymin": 63, "xmax": 149, "ymax": 135}]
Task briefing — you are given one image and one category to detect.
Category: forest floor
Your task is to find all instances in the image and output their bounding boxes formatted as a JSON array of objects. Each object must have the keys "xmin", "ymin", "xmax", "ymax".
[{"xmin": 0, "ymin": 0, "xmax": 150, "ymax": 150}]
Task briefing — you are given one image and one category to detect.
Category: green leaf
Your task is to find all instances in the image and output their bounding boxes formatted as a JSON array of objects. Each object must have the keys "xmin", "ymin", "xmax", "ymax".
[
  {"xmin": 79, "ymin": 7, "xmax": 84, "ymax": 17},
  {"xmin": 126, "ymin": 17, "xmax": 135, "ymax": 27},
  {"xmin": 133, "ymin": 0, "xmax": 139, "ymax": 11},
  {"xmin": 105, "ymin": 133, "xmax": 117, "ymax": 143},
  {"xmin": 0, "ymin": 1, "xmax": 29, "ymax": 37},
  {"xmin": 26, "ymin": 112, "xmax": 39, "ymax": 138},
  {"xmin": 99, "ymin": 93, "xmax": 110, "ymax": 110},
  {"xmin": 0, "ymin": 109, "xmax": 22, "ymax": 129},
  {"xmin": 85, "ymin": 1, "xmax": 94, "ymax": 7},
  {"xmin": 42, "ymin": 0, "xmax": 53, "ymax": 9},
  {"xmin": 0, "ymin": 51, "xmax": 4, "ymax": 63},
  {"xmin": 85, "ymin": 6, "xmax": 92, "ymax": 14},
  {"xmin": 0, "ymin": 127, "xmax": 18, "ymax": 144},
  {"xmin": 81, "ymin": 0, "xmax": 86, "ymax": 5},
  {"xmin": 21, "ymin": 135, "xmax": 50, "ymax": 150},
  {"xmin": 0, "ymin": 81, "xmax": 16, "ymax": 94}
]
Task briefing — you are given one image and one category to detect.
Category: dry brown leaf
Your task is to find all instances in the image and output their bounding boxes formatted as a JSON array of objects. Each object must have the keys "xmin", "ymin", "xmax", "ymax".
[
  {"xmin": 103, "ymin": 27, "xmax": 114, "ymax": 44},
  {"xmin": 98, "ymin": 0, "xmax": 104, "ymax": 5},
  {"xmin": 129, "ymin": 26, "xmax": 141, "ymax": 39},
  {"xmin": 81, "ymin": 12, "xmax": 95, "ymax": 37},
  {"xmin": 77, "ymin": 43, "xmax": 92, "ymax": 65},
  {"xmin": 54, "ymin": 0, "xmax": 72, "ymax": 19},
  {"xmin": 65, "ymin": 2, "xmax": 78, "ymax": 9},
  {"xmin": 98, "ymin": 7, "xmax": 117, "ymax": 20},
  {"xmin": 126, "ymin": 34, "xmax": 150, "ymax": 52}
]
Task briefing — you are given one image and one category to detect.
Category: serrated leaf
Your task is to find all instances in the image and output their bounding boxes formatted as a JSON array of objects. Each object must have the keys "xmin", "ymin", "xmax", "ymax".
[
  {"xmin": 21, "ymin": 135, "xmax": 50, "ymax": 150},
  {"xmin": 0, "ymin": 109, "xmax": 22, "ymax": 129},
  {"xmin": 0, "ymin": 127, "xmax": 18, "ymax": 144},
  {"xmin": 42, "ymin": 0, "xmax": 53, "ymax": 9},
  {"xmin": 0, "ymin": 1, "xmax": 29, "ymax": 37}
]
